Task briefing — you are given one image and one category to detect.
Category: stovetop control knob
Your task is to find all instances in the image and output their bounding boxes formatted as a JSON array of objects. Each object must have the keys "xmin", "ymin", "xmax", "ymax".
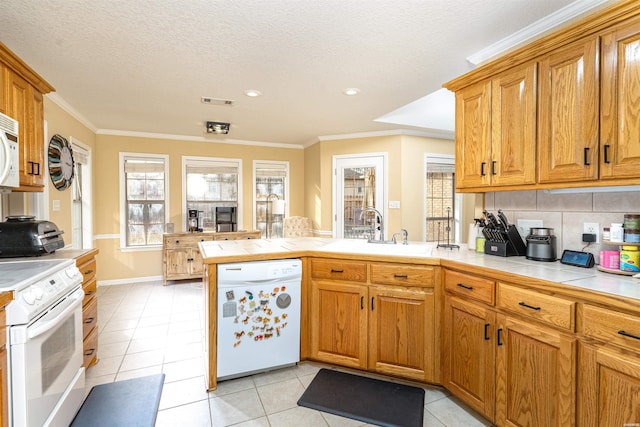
[
  {"xmin": 31, "ymin": 285, "xmax": 44, "ymax": 300},
  {"xmin": 65, "ymin": 266, "xmax": 81, "ymax": 279},
  {"xmin": 22, "ymin": 290, "xmax": 36, "ymax": 305}
]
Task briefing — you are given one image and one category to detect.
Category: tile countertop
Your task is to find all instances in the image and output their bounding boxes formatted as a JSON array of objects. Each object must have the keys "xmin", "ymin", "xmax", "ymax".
[{"xmin": 200, "ymin": 238, "xmax": 640, "ymax": 302}]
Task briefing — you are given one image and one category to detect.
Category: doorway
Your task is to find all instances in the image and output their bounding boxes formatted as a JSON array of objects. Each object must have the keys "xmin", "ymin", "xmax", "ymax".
[{"xmin": 333, "ymin": 154, "xmax": 386, "ymax": 239}]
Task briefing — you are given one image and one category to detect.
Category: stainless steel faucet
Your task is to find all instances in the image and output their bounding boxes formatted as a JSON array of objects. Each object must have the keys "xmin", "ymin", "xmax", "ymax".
[
  {"xmin": 392, "ymin": 228, "xmax": 409, "ymax": 245},
  {"xmin": 359, "ymin": 207, "xmax": 384, "ymax": 242}
]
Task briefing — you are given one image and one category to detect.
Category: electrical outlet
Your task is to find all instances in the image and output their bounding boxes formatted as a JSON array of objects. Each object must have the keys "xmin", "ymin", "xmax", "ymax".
[{"xmin": 583, "ymin": 222, "xmax": 600, "ymax": 243}]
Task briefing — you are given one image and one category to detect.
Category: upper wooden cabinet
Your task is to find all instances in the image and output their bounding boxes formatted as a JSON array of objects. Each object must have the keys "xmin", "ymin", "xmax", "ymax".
[
  {"xmin": 538, "ymin": 37, "xmax": 599, "ymax": 184},
  {"xmin": 455, "ymin": 63, "xmax": 536, "ymax": 189},
  {"xmin": 1, "ymin": 42, "xmax": 54, "ymax": 192},
  {"xmin": 600, "ymin": 16, "xmax": 640, "ymax": 180},
  {"xmin": 445, "ymin": 1, "xmax": 640, "ymax": 192}
]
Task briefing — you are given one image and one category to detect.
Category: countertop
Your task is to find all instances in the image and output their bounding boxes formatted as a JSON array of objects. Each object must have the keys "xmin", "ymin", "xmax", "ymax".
[{"xmin": 200, "ymin": 237, "xmax": 640, "ymax": 303}]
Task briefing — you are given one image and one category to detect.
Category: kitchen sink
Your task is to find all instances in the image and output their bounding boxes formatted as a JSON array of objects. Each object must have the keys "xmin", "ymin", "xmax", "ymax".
[{"xmin": 320, "ymin": 239, "xmax": 433, "ymax": 257}]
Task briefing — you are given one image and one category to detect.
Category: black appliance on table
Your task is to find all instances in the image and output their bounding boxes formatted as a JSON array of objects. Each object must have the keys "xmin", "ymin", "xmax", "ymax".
[
  {"xmin": 482, "ymin": 210, "xmax": 527, "ymax": 257},
  {"xmin": 0, "ymin": 216, "xmax": 64, "ymax": 257}
]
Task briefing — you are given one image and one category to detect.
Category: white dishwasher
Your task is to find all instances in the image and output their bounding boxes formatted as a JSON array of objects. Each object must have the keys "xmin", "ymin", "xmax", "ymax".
[{"xmin": 217, "ymin": 258, "xmax": 302, "ymax": 380}]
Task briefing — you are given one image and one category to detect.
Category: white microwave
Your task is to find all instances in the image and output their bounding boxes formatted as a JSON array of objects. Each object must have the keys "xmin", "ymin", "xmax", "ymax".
[{"xmin": 0, "ymin": 112, "xmax": 19, "ymax": 188}]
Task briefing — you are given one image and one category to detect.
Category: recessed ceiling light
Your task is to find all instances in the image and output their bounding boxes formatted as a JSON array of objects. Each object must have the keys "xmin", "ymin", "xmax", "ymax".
[
  {"xmin": 343, "ymin": 88, "xmax": 360, "ymax": 96},
  {"xmin": 244, "ymin": 89, "xmax": 262, "ymax": 97}
]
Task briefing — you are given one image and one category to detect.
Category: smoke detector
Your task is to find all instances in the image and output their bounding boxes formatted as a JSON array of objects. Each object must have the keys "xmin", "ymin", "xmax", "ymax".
[
  {"xmin": 206, "ymin": 121, "xmax": 230, "ymax": 134},
  {"xmin": 201, "ymin": 97, "xmax": 234, "ymax": 106}
]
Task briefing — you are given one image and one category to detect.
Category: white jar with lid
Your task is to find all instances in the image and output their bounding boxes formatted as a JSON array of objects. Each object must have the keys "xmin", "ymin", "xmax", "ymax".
[{"xmin": 610, "ymin": 223, "xmax": 624, "ymax": 242}]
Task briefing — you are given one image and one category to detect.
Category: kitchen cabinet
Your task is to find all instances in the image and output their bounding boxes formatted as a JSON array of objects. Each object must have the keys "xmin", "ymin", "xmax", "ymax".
[
  {"xmin": 455, "ymin": 63, "xmax": 536, "ymax": 189},
  {"xmin": 309, "ymin": 258, "xmax": 436, "ymax": 382},
  {"xmin": 0, "ymin": 292, "xmax": 12, "ymax": 427},
  {"xmin": 600, "ymin": 16, "xmax": 640, "ymax": 180},
  {"xmin": 1, "ymin": 43, "xmax": 54, "ymax": 191},
  {"xmin": 442, "ymin": 270, "xmax": 496, "ymax": 421},
  {"xmin": 578, "ymin": 304, "xmax": 640, "ymax": 426},
  {"xmin": 76, "ymin": 249, "xmax": 99, "ymax": 368},
  {"xmin": 538, "ymin": 37, "xmax": 599, "ymax": 184},
  {"xmin": 163, "ymin": 231, "xmax": 261, "ymax": 285}
]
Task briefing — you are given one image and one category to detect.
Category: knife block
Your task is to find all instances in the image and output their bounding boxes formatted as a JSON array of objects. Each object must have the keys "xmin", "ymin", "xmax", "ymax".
[{"xmin": 483, "ymin": 225, "xmax": 527, "ymax": 257}]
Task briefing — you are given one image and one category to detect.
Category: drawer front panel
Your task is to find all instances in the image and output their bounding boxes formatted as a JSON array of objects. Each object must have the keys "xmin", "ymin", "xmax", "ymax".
[
  {"xmin": 82, "ymin": 277, "xmax": 97, "ymax": 302},
  {"xmin": 83, "ymin": 326, "xmax": 98, "ymax": 368},
  {"xmin": 370, "ymin": 263, "xmax": 434, "ymax": 287},
  {"xmin": 78, "ymin": 258, "xmax": 96, "ymax": 283},
  {"xmin": 311, "ymin": 259, "xmax": 367, "ymax": 282},
  {"xmin": 164, "ymin": 235, "xmax": 214, "ymax": 248},
  {"xmin": 82, "ymin": 296, "xmax": 98, "ymax": 340},
  {"xmin": 444, "ymin": 269, "xmax": 495, "ymax": 305},
  {"xmin": 496, "ymin": 283, "xmax": 575, "ymax": 331},
  {"xmin": 583, "ymin": 304, "xmax": 640, "ymax": 351}
]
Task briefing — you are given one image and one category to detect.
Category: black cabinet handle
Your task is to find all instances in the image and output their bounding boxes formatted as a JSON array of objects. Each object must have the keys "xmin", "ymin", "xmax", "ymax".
[
  {"xmin": 330, "ymin": 269, "xmax": 344, "ymax": 273},
  {"xmin": 84, "ymin": 348, "xmax": 95, "ymax": 356},
  {"xmin": 360, "ymin": 296, "xmax": 364, "ymax": 310},
  {"xmin": 491, "ymin": 160, "xmax": 497, "ymax": 175},
  {"xmin": 603, "ymin": 144, "xmax": 611, "ymax": 164},
  {"xmin": 394, "ymin": 274, "xmax": 408, "ymax": 279},
  {"xmin": 84, "ymin": 317, "xmax": 95, "ymax": 324},
  {"xmin": 175, "ymin": 240, "xmax": 180, "ymax": 244},
  {"xmin": 518, "ymin": 301, "xmax": 541, "ymax": 311},
  {"xmin": 584, "ymin": 147, "xmax": 590, "ymax": 166},
  {"xmin": 371, "ymin": 297, "xmax": 375, "ymax": 311},
  {"xmin": 85, "ymin": 290, "xmax": 95, "ymax": 296},
  {"xmin": 35, "ymin": 162, "xmax": 40, "ymax": 176},
  {"xmin": 484, "ymin": 323, "xmax": 490, "ymax": 340},
  {"xmin": 618, "ymin": 330, "xmax": 640, "ymax": 341},
  {"xmin": 457, "ymin": 283, "xmax": 473, "ymax": 290},
  {"xmin": 497, "ymin": 328, "xmax": 503, "ymax": 346},
  {"xmin": 481, "ymin": 162, "xmax": 486, "ymax": 176},
  {"xmin": 84, "ymin": 269, "xmax": 94, "ymax": 275}
]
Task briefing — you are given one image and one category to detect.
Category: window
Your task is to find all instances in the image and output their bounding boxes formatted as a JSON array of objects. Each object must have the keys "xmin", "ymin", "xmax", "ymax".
[
  {"xmin": 120, "ymin": 153, "xmax": 168, "ymax": 248},
  {"xmin": 183, "ymin": 157, "xmax": 241, "ymax": 231},
  {"xmin": 254, "ymin": 161, "xmax": 288, "ymax": 238},
  {"xmin": 424, "ymin": 154, "xmax": 459, "ymax": 244}
]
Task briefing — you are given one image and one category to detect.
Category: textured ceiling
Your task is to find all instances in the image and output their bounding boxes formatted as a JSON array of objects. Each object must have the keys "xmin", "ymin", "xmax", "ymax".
[{"xmin": 0, "ymin": 0, "xmax": 589, "ymax": 146}]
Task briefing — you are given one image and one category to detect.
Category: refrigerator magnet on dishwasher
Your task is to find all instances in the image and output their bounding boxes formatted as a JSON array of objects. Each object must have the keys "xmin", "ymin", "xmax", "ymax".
[{"xmin": 217, "ymin": 258, "xmax": 302, "ymax": 380}]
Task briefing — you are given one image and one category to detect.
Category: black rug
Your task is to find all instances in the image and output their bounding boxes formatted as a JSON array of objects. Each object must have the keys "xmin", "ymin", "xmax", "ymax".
[{"xmin": 297, "ymin": 369, "xmax": 425, "ymax": 427}]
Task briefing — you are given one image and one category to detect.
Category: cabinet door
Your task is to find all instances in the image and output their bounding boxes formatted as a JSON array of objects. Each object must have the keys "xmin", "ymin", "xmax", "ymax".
[
  {"xmin": 491, "ymin": 63, "xmax": 537, "ymax": 186},
  {"xmin": 442, "ymin": 295, "xmax": 496, "ymax": 422},
  {"xmin": 165, "ymin": 249, "xmax": 191, "ymax": 277},
  {"xmin": 455, "ymin": 81, "xmax": 491, "ymax": 188},
  {"xmin": 495, "ymin": 315, "xmax": 576, "ymax": 427},
  {"xmin": 28, "ymin": 89, "xmax": 44, "ymax": 187},
  {"xmin": 368, "ymin": 286, "xmax": 434, "ymax": 382},
  {"xmin": 600, "ymin": 17, "xmax": 640, "ymax": 179},
  {"xmin": 310, "ymin": 280, "xmax": 367, "ymax": 369},
  {"xmin": 6, "ymin": 71, "xmax": 32, "ymax": 186},
  {"xmin": 538, "ymin": 37, "xmax": 599, "ymax": 183},
  {"xmin": 580, "ymin": 344, "xmax": 640, "ymax": 427},
  {"xmin": 190, "ymin": 248, "xmax": 205, "ymax": 276}
]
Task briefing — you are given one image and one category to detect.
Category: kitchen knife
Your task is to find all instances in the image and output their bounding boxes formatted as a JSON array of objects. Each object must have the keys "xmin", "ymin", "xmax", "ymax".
[{"xmin": 497, "ymin": 209, "xmax": 511, "ymax": 230}]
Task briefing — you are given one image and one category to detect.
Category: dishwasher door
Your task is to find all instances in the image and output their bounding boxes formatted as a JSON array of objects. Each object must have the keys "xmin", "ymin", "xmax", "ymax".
[{"xmin": 217, "ymin": 259, "xmax": 301, "ymax": 380}]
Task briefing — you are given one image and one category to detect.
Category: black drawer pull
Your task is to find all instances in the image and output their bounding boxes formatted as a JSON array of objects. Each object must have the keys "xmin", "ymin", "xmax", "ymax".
[
  {"xmin": 394, "ymin": 274, "xmax": 408, "ymax": 279},
  {"xmin": 84, "ymin": 317, "xmax": 95, "ymax": 324},
  {"xmin": 618, "ymin": 330, "xmax": 640, "ymax": 341},
  {"xmin": 85, "ymin": 290, "xmax": 95, "ymax": 296},
  {"xmin": 84, "ymin": 348, "xmax": 95, "ymax": 356},
  {"xmin": 84, "ymin": 269, "xmax": 94, "ymax": 275},
  {"xmin": 480, "ymin": 162, "xmax": 486, "ymax": 176},
  {"xmin": 457, "ymin": 283, "xmax": 473, "ymax": 290},
  {"xmin": 497, "ymin": 328, "xmax": 503, "ymax": 346},
  {"xmin": 584, "ymin": 147, "xmax": 590, "ymax": 166},
  {"xmin": 330, "ymin": 269, "xmax": 344, "ymax": 273},
  {"xmin": 603, "ymin": 144, "xmax": 611, "ymax": 164},
  {"xmin": 175, "ymin": 240, "xmax": 180, "ymax": 244},
  {"xmin": 484, "ymin": 323, "xmax": 490, "ymax": 340},
  {"xmin": 518, "ymin": 301, "xmax": 541, "ymax": 311}
]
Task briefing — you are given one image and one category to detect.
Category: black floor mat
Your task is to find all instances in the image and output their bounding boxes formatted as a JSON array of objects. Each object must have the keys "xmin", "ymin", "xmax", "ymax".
[{"xmin": 297, "ymin": 368, "xmax": 425, "ymax": 427}]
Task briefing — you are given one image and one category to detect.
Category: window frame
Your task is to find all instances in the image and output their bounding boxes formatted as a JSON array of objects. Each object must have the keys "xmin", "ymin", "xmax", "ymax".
[
  {"xmin": 424, "ymin": 153, "xmax": 461, "ymax": 243},
  {"xmin": 253, "ymin": 160, "xmax": 290, "ymax": 238},
  {"xmin": 182, "ymin": 156, "xmax": 243, "ymax": 232},
  {"xmin": 119, "ymin": 152, "xmax": 170, "ymax": 250}
]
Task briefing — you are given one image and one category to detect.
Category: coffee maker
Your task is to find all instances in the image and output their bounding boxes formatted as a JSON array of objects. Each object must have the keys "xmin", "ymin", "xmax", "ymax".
[{"xmin": 188, "ymin": 210, "xmax": 198, "ymax": 232}]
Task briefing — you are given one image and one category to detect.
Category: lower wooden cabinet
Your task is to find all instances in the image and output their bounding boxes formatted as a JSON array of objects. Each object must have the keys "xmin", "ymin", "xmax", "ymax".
[
  {"xmin": 76, "ymin": 249, "xmax": 99, "ymax": 368},
  {"xmin": 309, "ymin": 259, "xmax": 436, "ymax": 383}
]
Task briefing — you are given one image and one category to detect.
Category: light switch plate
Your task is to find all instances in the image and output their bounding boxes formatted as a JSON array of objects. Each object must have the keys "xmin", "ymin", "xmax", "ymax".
[
  {"xmin": 517, "ymin": 219, "xmax": 543, "ymax": 237},
  {"xmin": 389, "ymin": 200, "xmax": 400, "ymax": 209}
]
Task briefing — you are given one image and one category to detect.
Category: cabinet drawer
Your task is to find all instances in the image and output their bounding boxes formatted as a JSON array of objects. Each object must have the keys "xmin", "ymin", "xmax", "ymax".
[
  {"xmin": 370, "ymin": 263, "xmax": 434, "ymax": 287},
  {"xmin": 583, "ymin": 304, "xmax": 640, "ymax": 351},
  {"xmin": 82, "ymin": 277, "xmax": 97, "ymax": 302},
  {"xmin": 311, "ymin": 259, "xmax": 367, "ymax": 282},
  {"xmin": 83, "ymin": 326, "xmax": 98, "ymax": 368},
  {"xmin": 444, "ymin": 269, "xmax": 495, "ymax": 305},
  {"xmin": 78, "ymin": 258, "xmax": 96, "ymax": 283},
  {"xmin": 82, "ymin": 296, "xmax": 98, "ymax": 340},
  {"xmin": 164, "ymin": 235, "xmax": 213, "ymax": 248},
  {"xmin": 496, "ymin": 283, "xmax": 575, "ymax": 331}
]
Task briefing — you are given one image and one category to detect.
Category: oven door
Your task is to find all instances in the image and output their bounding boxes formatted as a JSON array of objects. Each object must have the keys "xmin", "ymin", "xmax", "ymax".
[{"xmin": 9, "ymin": 287, "xmax": 85, "ymax": 427}]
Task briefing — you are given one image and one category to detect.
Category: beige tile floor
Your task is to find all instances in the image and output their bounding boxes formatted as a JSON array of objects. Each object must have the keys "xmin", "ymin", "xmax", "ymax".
[{"xmin": 87, "ymin": 280, "xmax": 493, "ymax": 427}]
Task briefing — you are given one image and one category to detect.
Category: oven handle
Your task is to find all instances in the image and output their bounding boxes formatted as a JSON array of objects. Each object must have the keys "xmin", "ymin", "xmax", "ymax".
[{"xmin": 27, "ymin": 288, "xmax": 84, "ymax": 339}]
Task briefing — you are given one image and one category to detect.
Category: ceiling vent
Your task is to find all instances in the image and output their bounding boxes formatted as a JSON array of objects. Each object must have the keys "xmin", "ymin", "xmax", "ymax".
[
  {"xmin": 206, "ymin": 121, "xmax": 230, "ymax": 135},
  {"xmin": 201, "ymin": 97, "xmax": 234, "ymax": 106}
]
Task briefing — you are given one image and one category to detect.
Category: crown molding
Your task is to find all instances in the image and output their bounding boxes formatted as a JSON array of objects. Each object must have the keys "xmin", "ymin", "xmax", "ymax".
[{"xmin": 46, "ymin": 93, "xmax": 98, "ymax": 133}]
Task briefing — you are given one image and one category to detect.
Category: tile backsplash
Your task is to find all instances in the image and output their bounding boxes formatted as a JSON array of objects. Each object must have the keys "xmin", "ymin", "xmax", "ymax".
[{"xmin": 485, "ymin": 189, "xmax": 640, "ymax": 263}]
